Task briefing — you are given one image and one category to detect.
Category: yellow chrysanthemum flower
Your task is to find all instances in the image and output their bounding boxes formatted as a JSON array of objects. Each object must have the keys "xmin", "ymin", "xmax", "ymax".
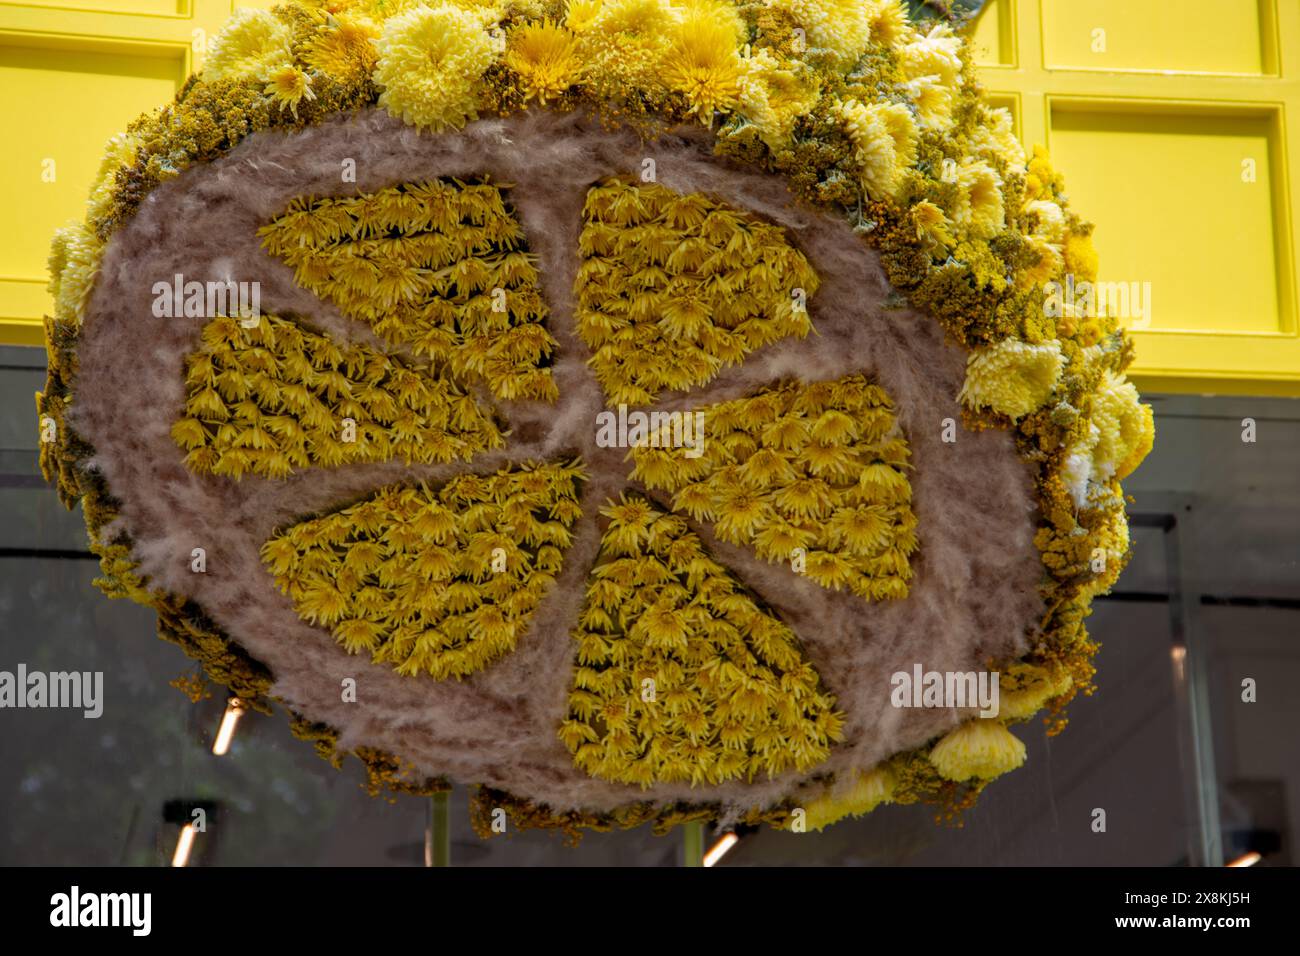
[
  {"xmin": 929, "ymin": 720, "xmax": 1026, "ymax": 781},
  {"xmin": 865, "ymin": 0, "xmax": 911, "ymax": 46},
  {"xmin": 898, "ymin": 22, "xmax": 962, "ymax": 85},
  {"xmin": 507, "ymin": 19, "xmax": 581, "ymax": 103},
  {"xmin": 204, "ymin": 8, "xmax": 294, "ymax": 81},
  {"xmin": 1025, "ymin": 199, "xmax": 1066, "ymax": 244},
  {"xmin": 86, "ymin": 132, "xmax": 139, "ymax": 222},
  {"xmin": 952, "ymin": 159, "xmax": 1005, "ymax": 239},
  {"xmin": 902, "ymin": 74, "xmax": 954, "ymax": 131},
  {"xmin": 572, "ymin": 0, "xmax": 676, "ymax": 100},
  {"xmin": 958, "ymin": 338, "xmax": 1064, "ymax": 420},
  {"xmin": 564, "ymin": 0, "xmax": 604, "ymax": 32},
  {"xmin": 738, "ymin": 49, "xmax": 819, "ymax": 149},
  {"xmin": 768, "ymin": 0, "xmax": 873, "ymax": 67},
  {"xmin": 1019, "ymin": 233, "xmax": 1064, "ymax": 291},
  {"xmin": 968, "ymin": 106, "xmax": 1024, "ymax": 168},
  {"xmin": 375, "ymin": 4, "xmax": 496, "ymax": 131},
  {"xmin": 663, "ymin": 5, "xmax": 745, "ymax": 119},
  {"xmin": 836, "ymin": 98, "xmax": 917, "ymax": 201},
  {"xmin": 800, "ymin": 765, "xmax": 896, "ymax": 831},
  {"xmin": 264, "ymin": 65, "xmax": 316, "ymax": 118},
  {"xmin": 999, "ymin": 663, "xmax": 1072, "ymax": 720},
  {"xmin": 304, "ymin": 17, "xmax": 380, "ymax": 79},
  {"xmin": 911, "ymin": 199, "xmax": 953, "ymax": 249},
  {"xmin": 48, "ymin": 222, "xmax": 103, "ymax": 324},
  {"xmin": 1091, "ymin": 372, "xmax": 1155, "ymax": 481}
]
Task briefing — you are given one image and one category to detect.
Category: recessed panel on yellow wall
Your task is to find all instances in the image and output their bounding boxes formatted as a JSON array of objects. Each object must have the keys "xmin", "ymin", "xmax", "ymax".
[
  {"xmin": 15, "ymin": 1, "xmax": 187, "ymax": 15},
  {"xmin": 1041, "ymin": 0, "xmax": 1273, "ymax": 75},
  {"xmin": 970, "ymin": 0, "xmax": 1014, "ymax": 67},
  {"xmin": 1049, "ymin": 100, "xmax": 1288, "ymax": 339},
  {"xmin": 0, "ymin": 35, "xmax": 184, "ymax": 311}
]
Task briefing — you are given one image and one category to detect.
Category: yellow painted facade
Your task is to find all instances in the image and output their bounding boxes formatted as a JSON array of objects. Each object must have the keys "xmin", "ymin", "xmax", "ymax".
[
  {"xmin": 972, "ymin": 0, "xmax": 1300, "ymax": 395},
  {"xmin": 1, "ymin": 0, "xmax": 1298, "ymax": 394}
]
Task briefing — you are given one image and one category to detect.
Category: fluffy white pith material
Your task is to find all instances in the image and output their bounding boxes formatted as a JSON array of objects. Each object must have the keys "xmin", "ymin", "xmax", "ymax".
[{"xmin": 72, "ymin": 108, "xmax": 1043, "ymax": 819}]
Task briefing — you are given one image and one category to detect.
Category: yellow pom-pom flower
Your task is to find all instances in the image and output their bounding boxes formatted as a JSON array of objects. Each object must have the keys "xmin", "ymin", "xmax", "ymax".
[
  {"xmin": 769, "ymin": 0, "xmax": 875, "ymax": 66},
  {"xmin": 738, "ymin": 49, "xmax": 819, "ymax": 149},
  {"xmin": 799, "ymin": 765, "xmax": 896, "ymax": 831},
  {"xmin": 999, "ymin": 664, "xmax": 1072, "ymax": 720},
  {"xmin": 1091, "ymin": 373, "xmax": 1155, "ymax": 481},
  {"xmin": 375, "ymin": 4, "xmax": 496, "ymax": 131},
  {"xmin": 1063, "ymin": 231, "xmax": 1100, "ymax": 283},
  {"xmin": 958, "ymin": 338, "xmax": 1064, "ymax": 420},
  {"xmin": 836, "ymin": 98, "xmax": 917, "ymax": 201},
  {"xmin": 204, "ymin": 8, "xmax": 294, "ymax": 81},
  {"xmin": 929, "ymin": 720, "xmax": 1026, "ymax": 781},
  {"xmin": 953, "ymin": 159, "xmax": 1005, "ymax": 240}
]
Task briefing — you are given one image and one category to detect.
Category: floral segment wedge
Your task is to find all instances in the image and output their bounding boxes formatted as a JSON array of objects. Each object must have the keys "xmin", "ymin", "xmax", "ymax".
[{"xmin": 38, "ymin": 0, "xmax": 1153, "ymax": 837}]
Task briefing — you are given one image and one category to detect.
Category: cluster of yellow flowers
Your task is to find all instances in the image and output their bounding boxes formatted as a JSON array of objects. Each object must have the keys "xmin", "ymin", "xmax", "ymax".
[
  {"xmin": 260, "ymin": 179, "xmax": 558, "ymax": 402},
  {"xmin": 172, "ymin": 313, "xmax": 503, "ymax": 479},
  {"xmin": 41, "ymin": 0, "xmax": 1161, "ymax": 823},
  {"xmin": 577, "ymin": 178, "xmax": 818, "ymax": 405},
  {"xmin": 560, "ymin": 494, "xmax": 844, "ymax": 786},
  {"xmin": 630, "ymin": 375, "xmax": 918, "ymax": 601},
  {"xmin": 263, "ymin": 460, "xmax": 584, "ymax": 679}
]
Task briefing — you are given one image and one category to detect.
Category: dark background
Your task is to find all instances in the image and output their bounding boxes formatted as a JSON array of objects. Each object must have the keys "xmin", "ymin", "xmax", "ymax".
[{"xmin": 1, "ymin": 343, "xmax": 1295, "ymax": 866}]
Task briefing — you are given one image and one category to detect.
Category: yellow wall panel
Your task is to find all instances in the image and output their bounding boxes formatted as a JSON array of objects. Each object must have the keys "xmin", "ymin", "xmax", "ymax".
[
  {"xmin": 20, "ymin": 1, "xmax": 187, "ymax": 15},
  {"xmin": 970, "ymin": 0, "xmax": 1014, "ymax": 67},
  {"xmin": 977, "ymin": 0, "xmax": 1300, "ymax": 396},
  {"xmin": 1040, "ymin": 0, "xmax": 1274, "ymax": 76},
  {"xmin": 1050, "ymin": 101, "xmax": 1286, "ymax": 336},
  {"xmin": 0, "ymin": 37, "xmax": 184, "ymax": 279}
]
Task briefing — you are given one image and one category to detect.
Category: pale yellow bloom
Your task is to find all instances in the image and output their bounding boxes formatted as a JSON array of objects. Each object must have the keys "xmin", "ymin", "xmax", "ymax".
[
  {"xmin": 953, "ymin": 159, "xmax": 1005, "ymax": 239},
  {"xmin": 958, "ymin": 338, "xmax": 1064, "ymax": 420},
  {"xmin": 738, "ymin": 49, "xmax": 819, "ymax": 149},
  {"xmin": 929, "ymin": 720, "xmax": 1026, "ymax": 781},
  {"xmin": 836, "ymin": 98, "xmax": 917, "ymax": 201},
  {"xmin": 375, "ymin": 4, "xmax": 496, "ymax": 131},
  {"xmin": 204, "ymin": 8, "xmax": 293, "ymax": 81}
]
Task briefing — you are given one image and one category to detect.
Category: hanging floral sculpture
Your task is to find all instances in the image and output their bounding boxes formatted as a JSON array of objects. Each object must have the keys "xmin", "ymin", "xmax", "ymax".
[{"xmin": 38, "ymin": 0, "xmax": 1153, "ymax": 838}]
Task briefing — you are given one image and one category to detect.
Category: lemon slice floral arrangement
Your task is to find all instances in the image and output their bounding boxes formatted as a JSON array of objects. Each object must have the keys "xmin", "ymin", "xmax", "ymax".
[{"xmin": 39, "ymin": 0, "xmax": 1153, "ymax": 839}]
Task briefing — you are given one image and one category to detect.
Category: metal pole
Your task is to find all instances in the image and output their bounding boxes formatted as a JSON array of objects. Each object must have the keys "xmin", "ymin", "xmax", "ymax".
[
  {"xmin": 1160, "ymin": 504, "xmax": 1223, "ymax": 866},
  {"xmin": 681, "ymin": 820, "xmax": 703, "ymax": 867},
  {"xmin": 426, "ymin": 790, "xmax": 451, "ymax": 867}
]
